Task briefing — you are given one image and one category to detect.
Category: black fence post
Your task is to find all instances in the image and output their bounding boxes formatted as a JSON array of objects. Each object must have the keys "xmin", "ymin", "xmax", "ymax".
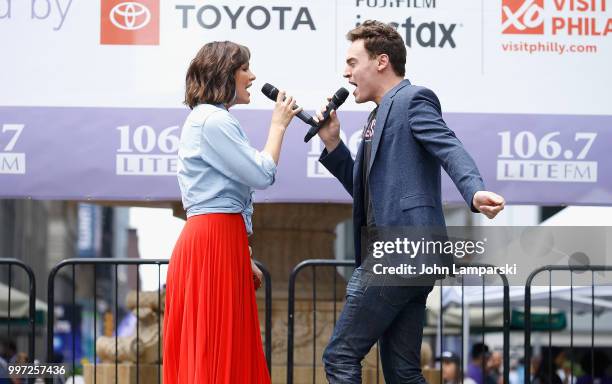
[
  {"xmin": 46, "ymin": 258, "xmax": 273, "ymax": 383},
  {"xmin": 524, "ymin": 265, "xmax": 612, "ymax": 384},
  {"xmin": 0, "ymin": 259, "xmax": 36, "ymax": 363},
  {"xmin": 286, "ymin": 259, "xmax": 354, "ymax": 384}
]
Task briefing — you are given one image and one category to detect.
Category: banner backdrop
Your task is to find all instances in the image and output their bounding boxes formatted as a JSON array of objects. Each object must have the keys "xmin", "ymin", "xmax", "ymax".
[{"xmin": 0, "ymin": 0, "xmax": 610, "ymax": 204}]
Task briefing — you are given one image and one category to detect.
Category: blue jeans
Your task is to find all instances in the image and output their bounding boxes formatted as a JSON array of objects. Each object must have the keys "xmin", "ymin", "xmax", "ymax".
[{"xmin": 322, "ymin": 267, "xmax": 434, "ymax": 384}]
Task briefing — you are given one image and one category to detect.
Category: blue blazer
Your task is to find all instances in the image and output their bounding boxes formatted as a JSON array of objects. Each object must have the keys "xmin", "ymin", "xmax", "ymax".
[{"xmin": 320, "ymin": 79, "xmax": 485, "ymax": 266}]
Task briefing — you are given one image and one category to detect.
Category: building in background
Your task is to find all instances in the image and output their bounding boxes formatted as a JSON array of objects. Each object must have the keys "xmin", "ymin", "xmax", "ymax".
[
  {"xmin": 0, "ymin": 200, "xmax": 134, "ymax": 363},
  {"xmin": 0, "ymin": 200, "xmax": 77, "ymax": 360}
]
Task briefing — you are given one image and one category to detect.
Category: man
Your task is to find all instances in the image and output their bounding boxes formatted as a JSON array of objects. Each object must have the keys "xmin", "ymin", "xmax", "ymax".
[
  {"xmin": 468, "ymin": 343, "xmax": 492, "ymax": 384},
  {"xmin": 487, "ymin": 351, "xmax": 504, "ymax": 384},
  {"xmin": 0, "ymin": 339, "xmax": 15, "ymax": 384},
  {"xmin": 314, "ymin": 20, "xmax": 505, "ymax": 383}
]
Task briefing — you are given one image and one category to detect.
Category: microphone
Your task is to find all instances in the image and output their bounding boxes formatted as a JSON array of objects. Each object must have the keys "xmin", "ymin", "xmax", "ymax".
[
  {"xmin": 303, "ymin": 88, "xmax": 349, "ymax": 143},
  {"xmin": 261, "ymin": 83, "xmax": 317, "ymax": 127}
]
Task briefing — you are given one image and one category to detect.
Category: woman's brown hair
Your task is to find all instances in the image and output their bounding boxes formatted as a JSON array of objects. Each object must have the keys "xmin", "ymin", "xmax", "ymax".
[{"xmin": 184, "ymin": 41, "xmax": 250, "ymax": 109}]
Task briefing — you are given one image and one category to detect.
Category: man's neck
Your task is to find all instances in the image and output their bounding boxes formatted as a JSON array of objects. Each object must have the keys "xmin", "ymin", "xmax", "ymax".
[{"xmin": 374, "ymin": 76, "xmax": 404, "ymax": 105}]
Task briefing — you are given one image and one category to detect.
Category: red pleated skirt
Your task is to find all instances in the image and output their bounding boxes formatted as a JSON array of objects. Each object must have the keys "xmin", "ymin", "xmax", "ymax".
[{"xmin": 163, "ymin": 213, "xmax": 270, "ymax": 384}]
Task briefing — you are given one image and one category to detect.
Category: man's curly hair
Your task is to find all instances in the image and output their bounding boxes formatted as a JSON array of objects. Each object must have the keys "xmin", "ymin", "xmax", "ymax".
[{"xmin": 346, "ymin": 20, "xmax": 406, "ymax": 77}]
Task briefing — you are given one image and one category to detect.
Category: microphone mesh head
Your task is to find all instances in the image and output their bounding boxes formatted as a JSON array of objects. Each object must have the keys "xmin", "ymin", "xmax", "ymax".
[
  {"xmin": 333, "ymin": 88, "xmax": 350, "ymax": 105},
  {"xmin": 261, "ymin": 83, "xmax": 278, "ymax": 101}
]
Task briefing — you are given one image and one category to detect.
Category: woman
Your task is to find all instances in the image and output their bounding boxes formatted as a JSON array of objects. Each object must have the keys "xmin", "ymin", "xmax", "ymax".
[
  {"xmin": 438, "ymin": 351, "xmax": 477, "ymax": 384},
  {"xmin": 163, "ymin": 41, "xmax": 301, "ymax": 383}
]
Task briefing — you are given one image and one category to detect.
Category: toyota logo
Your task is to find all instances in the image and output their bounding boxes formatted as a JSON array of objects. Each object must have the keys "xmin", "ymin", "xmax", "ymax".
[{"xmin": 109, "ymin": 2, "xmax": 151, "ymax": 31}]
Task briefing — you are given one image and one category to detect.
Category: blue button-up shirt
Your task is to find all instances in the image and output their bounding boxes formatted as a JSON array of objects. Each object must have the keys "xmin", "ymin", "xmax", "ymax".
[{"xmin": 177, "ymin": 104, "xmax": 276, "ymax": 235}]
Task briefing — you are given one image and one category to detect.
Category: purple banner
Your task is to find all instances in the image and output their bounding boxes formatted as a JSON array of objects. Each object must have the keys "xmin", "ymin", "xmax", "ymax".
[{"xmin": 0, "ymin": 107, "xmax": 610, "ymax": 205}]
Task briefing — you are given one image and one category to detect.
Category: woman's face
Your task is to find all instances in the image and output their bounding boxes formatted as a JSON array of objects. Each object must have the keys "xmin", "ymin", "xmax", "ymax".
[
  {"xmin": 442, "ymin": 361, "xmax": 458, "ymax": 381},
  {"xmin": 233, "ymin": 61, "xmax": 256, "ymax": 105}
]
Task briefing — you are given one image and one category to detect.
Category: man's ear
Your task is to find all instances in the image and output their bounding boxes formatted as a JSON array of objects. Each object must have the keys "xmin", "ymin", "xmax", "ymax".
[{"xmin": 377, "ymin": 54, "xmax": 390, "ymax": 72}]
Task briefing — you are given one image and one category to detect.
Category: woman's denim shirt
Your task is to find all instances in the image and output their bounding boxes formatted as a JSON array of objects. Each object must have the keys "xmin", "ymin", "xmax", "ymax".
[{"xmin": 177, "ymin": 104, "xmax": 276, "ymax": 235}]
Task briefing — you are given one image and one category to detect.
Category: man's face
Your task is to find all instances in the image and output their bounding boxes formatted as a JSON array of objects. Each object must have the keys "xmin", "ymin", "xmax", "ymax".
[
  {"xmin": 489, "ymin": 352, "xmax": 502, "ymax": 369},
  {"xmin": 344, "ymin": 39, "xmax": 379, "ymax": 104}
]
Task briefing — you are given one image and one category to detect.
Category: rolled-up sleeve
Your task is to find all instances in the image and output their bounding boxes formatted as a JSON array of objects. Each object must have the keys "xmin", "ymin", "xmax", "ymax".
[{"xmin": 200, "ymin": 111, "xmax": 276, "ymax": 189}]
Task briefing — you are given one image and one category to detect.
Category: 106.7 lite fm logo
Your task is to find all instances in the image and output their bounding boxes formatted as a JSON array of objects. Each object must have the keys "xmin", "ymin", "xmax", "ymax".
[
  {"xmin": 0, "ymin": 124, "xmax": 25, "ymax": 174},
  {"xmin": 307, "ymin": 128, "xmax": 365, "ymax": 178},
  {"xmin": 496, "ymin": 130, "xmax": 598, "ymax": 182},
  {"xmin": 115, "ymin": 125, "xmax": 179, "ymax": 176}
]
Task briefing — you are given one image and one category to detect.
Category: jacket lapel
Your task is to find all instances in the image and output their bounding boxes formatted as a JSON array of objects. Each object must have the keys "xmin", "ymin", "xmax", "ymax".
[
  {"xmin": 367, "ymin": 79, "xmax": 411, "ymax": 177},
  {"xmin": 367, "ymin": 100, "xmax": 391, "ymax": 177}
]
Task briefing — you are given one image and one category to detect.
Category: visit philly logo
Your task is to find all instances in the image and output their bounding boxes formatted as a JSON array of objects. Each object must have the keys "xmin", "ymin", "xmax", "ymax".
[
  {"xmin": 501, "ymin": 0, "xmax": 612, "ymax": 36},
  {"xmin": 502, "ymin": 0, "xmax": 545, "ymax": 34},
  {"xmin": 354, "ymin": 0, "xmax": 459, "ymax": 48}
]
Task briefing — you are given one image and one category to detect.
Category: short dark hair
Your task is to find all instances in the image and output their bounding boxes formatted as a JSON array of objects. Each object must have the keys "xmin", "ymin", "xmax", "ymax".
[
  {"xmin": 184, "ymin": 41, "xmax": 250, "ymax": 109},
  {"xmin": 471, "ymin": 342, "xmax": 490, "ymax": 359},
  {"xmin": 346, "ymin": 20, "xmax": 406, "ymax": 77}
]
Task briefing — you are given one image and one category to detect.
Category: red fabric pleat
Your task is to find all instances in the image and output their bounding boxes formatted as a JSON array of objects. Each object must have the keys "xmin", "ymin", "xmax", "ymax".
[{"xmin": 163, "ymin": 213, "xmax": 270, "ymax": 384}]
